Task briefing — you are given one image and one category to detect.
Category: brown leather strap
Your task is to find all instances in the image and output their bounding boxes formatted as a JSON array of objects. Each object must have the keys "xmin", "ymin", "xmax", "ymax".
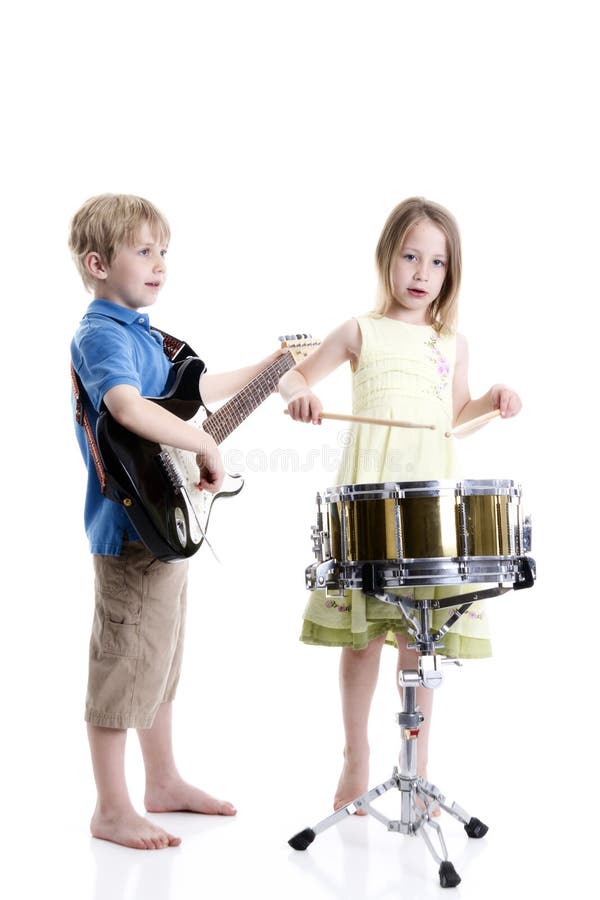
[
  {"xmin": 70, "ymin": 364, "xmax": 108, "ymax": 494},
  {"xmin": 156, "ymin": 330, "xmax": 187, "ymax": 361},
  {"xmin": 153, "ymin": 328, "xmax": 198, "ymax": 362}
]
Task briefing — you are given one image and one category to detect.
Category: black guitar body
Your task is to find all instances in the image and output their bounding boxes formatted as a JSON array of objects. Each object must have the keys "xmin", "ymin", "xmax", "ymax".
[
  {"xmin": 96, "ymin": 357, "xmax": 241, "ymax": 562},
  {"xmin": 92, "ymin": 335, "xmax": 318, "ymax": 562}
]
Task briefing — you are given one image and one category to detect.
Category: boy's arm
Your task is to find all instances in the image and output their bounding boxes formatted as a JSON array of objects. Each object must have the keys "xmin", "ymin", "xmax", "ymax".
[
  {"xmin": 198, "ymin": 348, "xmax": 284, "ymax": 404},
  {"xmin": 103, "ymin": 384, "xmax": 224, "ymax": 491}
]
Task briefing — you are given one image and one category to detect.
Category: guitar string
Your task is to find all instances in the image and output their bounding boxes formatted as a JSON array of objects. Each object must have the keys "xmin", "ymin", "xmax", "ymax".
[
  {"xmin": 203, "ymin": 351, "xmax": 296, "ymax": 444},
  {"xmin": 203, "ymin": 342, "xmax": 316, "ymax": 441}
]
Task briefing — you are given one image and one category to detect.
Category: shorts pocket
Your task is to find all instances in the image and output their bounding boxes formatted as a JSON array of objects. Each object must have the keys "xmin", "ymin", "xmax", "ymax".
[
  {"xmin": 94, "ymin": 552, "xmax": 128, "ymax": 596},
  {"xmin": 102, "ymin": 617, "xmax": 140, "ymax": 658}
]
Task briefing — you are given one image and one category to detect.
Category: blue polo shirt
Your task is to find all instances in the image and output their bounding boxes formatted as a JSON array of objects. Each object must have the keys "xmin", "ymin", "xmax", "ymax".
[{"xmin": 71, "ymin": 299, "xmax": 173, "ymax": 555}]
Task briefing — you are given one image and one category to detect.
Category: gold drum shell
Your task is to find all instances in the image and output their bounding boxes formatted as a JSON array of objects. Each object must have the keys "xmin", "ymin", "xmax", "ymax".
[{"xmin": 325, "ymin": 480, "xmax": 521, "ymax": 563}]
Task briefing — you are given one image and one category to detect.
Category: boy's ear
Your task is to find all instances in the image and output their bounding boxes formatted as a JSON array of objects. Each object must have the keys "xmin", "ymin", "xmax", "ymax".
[{"xmin": 85, "ymin": 251, "xmax": 108, "ymax": 281}]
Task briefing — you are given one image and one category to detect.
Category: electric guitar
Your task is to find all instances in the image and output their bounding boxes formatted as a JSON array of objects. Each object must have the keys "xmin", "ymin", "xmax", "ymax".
[{"xmin": 96, "ymin": 335, "xmax": 319, "ymax": 562}]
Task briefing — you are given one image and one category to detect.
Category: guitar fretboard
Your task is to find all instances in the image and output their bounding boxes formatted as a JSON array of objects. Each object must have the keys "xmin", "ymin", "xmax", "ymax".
[{"xmin": 201, "ymin": 352, "xmax": 295, "ymax": 445}]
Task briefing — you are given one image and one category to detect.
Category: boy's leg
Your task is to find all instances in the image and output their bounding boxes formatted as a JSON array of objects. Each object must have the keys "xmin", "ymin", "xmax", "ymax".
[
  {"xmin": 138, "ymin": 702, "xmax": 236, "ymax": 816},
  {"xmin": 88, "ymin": 723, "xmax": 181, "ymax": 849},
  {"xmin": 334, "ymin": 632, "xmax": 387, "ymax": 812}
]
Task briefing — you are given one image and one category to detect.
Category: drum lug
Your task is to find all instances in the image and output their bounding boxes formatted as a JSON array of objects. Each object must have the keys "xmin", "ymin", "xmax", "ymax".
[{"xmin": 522, "ymin": 514, "xmax": 533, "ymax": 552}]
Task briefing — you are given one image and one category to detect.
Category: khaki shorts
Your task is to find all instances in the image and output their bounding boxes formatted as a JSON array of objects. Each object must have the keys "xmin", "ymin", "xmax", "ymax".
[{"xmin": 86, "ymin": 541, "xmax": 188, "ymax": 729}]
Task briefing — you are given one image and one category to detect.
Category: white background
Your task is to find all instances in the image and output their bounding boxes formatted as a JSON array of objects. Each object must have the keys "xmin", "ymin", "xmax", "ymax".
[{"xmin": 1, "ymin": 2, "xmax": 596, "ymax": 897}]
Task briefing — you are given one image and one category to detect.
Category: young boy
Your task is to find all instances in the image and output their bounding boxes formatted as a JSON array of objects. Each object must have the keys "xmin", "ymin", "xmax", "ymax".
[{"xmin": 70, "ymin": 194, "xmax": 279, "ymax": 850}]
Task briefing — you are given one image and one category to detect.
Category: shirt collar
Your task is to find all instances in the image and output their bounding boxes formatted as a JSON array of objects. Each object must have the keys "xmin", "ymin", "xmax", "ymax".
[{"xmin": 86, "ymin": 298, "xmax": 150, "ymax": 330}]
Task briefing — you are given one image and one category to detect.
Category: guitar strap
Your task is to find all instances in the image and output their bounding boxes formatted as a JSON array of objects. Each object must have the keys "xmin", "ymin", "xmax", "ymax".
[{"xmin": 71, "ymin": 327, "xmax": 197, "ymax": 496}]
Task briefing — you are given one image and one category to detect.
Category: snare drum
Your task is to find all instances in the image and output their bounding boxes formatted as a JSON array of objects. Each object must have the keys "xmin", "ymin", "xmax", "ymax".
[{"xmin": 310, "ymin": 479, "xmax": 526, "ymax": 590}]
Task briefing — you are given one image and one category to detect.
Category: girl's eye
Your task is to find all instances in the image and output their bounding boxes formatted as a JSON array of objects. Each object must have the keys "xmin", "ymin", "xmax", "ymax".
[
  {"xmin": 139, "ymin": 248, "xmax": 150, "ymax": 256},
  {"xmin": 403, "ymin": 254, "xmax": 417, "ymax": 262},
  {"xmin": 433, "ymin": 259, "xmax": 446, "ymax": 267},
  {"xmin": 160, "ymin": 249, "xmax": 167, "ymax": 257}
]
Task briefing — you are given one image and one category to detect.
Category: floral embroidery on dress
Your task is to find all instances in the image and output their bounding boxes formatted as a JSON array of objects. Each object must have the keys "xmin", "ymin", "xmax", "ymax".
[
  {"xmin": 424, "ymin": 333, "xmax": 450, "ymax": 398},
  {"xmin": 325, "ymin": 595, "xmax": 351, "ymax": 613},
  {"xmin": 467, "ymin": 609, "xmax": 484, "ymax": 621}
]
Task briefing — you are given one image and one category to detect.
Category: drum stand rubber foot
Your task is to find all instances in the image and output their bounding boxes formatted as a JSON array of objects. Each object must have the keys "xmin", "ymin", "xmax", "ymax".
[
  {"xmin": 288, "ymin": 678, "xmax": 488, "ymax": 889},
  {"xmin": 464, "ymin": 816, "xmax": 488, "ymax": 839},
  {"xmin": 439, "ymin": 860, "xmax": 461, "ymax": 888},
  {"xmin": 288, "ymin": 827, "xmax": 316, "ymax": 851}
]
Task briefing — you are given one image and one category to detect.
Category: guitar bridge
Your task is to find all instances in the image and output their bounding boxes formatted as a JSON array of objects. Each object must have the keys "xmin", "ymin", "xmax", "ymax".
[{"xmin": 158, "ymin": 450, "xmax": 184, "ymax": 489}]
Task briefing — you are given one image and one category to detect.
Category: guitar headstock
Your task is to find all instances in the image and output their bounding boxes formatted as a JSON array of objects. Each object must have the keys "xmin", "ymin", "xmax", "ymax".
[{"xmin": 278, "ymin": 333, "xmax": 321, "ymax": 364}]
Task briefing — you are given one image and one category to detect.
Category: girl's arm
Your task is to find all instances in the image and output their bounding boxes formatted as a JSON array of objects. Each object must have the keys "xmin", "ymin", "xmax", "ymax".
[
  {"xmin": 452, "ymin": 333, "xmax": 522, "ymax": 429},
  {"xmin": 279, "ymin": 319, "xmax": 362, "ymax": 423},
  {"xmin": 199, "ymin": 348, "xmax": 284, "ymax": 404}
]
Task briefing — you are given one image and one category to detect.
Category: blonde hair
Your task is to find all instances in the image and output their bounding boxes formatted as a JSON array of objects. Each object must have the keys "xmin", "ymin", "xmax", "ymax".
[
  {"xmin": 373, "ymin": 197, "xmax": 462, "ymax": 334},
  {"xmin": 68, "ymin": 193, "xmax": 170, "ymax": 291}
]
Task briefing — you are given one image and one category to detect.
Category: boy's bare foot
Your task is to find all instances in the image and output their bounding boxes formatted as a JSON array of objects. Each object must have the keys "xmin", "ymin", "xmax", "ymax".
[
  {"xmin": 333, "ymin": 751, "xmax": 369, "ymax": 816},
  {"xmin": 91, "ymin": 805, "xmax": 181, "ymax": 850},
  {"xmin": 145, "ymin": 777, "xmax": 237, "ymax": 816}
]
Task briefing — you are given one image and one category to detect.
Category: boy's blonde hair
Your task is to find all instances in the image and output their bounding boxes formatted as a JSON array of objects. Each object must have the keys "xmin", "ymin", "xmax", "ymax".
[
  {"xmin": 373, "ymin": 197, "xmax": 462, "ymax": 334},
  {"xmin": 69, "ymin": 193, "xmax": 170, "ymax": 291}
]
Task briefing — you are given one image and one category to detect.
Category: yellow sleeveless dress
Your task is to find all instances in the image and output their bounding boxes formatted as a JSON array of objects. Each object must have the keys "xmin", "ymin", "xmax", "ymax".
[{"xmin": 301, "ymin": 315, "xmax": 492, "ymax": 659}]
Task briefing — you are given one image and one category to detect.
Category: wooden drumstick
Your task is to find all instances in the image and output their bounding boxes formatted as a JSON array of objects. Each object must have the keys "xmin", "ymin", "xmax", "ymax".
[
  {"xmin": 284, "ymin": 410, "xmax": 436, "ymax": 430},
  {"xmin": 445, "ymin": 409, "xmax": 501, "ymax": 437}
]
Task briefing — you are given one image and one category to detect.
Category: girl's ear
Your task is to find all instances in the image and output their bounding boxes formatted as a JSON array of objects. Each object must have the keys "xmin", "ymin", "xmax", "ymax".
[{"xmin": 85, "ymin": 251, "xmax": 108, "ymax": 281}]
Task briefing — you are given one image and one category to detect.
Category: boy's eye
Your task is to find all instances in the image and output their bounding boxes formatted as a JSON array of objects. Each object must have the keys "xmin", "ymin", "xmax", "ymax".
[
  {"xmin": 139, "ymin": 248, "xmax": 150, "ymax": 256},
  {"xmin": 160, "ymin": 249, "xmax": 167, "ymax": 257}
]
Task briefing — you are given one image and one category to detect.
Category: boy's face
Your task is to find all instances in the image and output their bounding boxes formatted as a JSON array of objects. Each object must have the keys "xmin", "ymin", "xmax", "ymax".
[{"xmin": 92, "ymin": 222, "xmax": 167, "ymax": 310}]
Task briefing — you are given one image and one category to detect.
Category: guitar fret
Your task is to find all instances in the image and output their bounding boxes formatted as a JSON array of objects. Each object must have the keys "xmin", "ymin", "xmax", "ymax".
[{"xmin": 202, "ymin": 351, "xmax": 296, "ymax": 445}]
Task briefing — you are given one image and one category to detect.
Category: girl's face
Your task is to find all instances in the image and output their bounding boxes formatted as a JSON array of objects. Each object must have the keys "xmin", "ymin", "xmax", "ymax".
[{"xmin": 388, "ymin": 219, "xmax": 448, "ymax": 323}]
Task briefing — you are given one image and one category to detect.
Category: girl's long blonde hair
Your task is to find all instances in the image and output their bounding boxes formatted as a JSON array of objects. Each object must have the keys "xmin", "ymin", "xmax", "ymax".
[{"xmin": 373, "ymin": 197, "xmax": 462, "ymax": 334}]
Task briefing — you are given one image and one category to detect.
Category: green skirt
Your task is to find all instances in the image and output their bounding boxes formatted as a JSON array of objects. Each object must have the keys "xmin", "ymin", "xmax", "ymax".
[{"xmin": 300, "ymin": 585, "xmax": 492, "ymax": 658}]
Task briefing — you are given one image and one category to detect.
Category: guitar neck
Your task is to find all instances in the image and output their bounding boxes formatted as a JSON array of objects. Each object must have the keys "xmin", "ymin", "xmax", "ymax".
[{"xmin": 201, "ymin": 351, "xmax": 296, "ymax": 445}]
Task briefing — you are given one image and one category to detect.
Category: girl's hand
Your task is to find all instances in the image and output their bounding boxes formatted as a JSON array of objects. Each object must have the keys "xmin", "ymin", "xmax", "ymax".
[
  {"xmin": 490, "ymin": 384, "xmax": 522, "ymax": 418},
  {"xmin": 287, "ymin": 390, "xmax": 323, "ymax": 424}
]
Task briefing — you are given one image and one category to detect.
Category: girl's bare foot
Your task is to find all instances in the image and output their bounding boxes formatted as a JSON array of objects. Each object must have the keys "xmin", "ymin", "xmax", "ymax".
[
  {"xmin": 416, "ymin": 770, "xmax": 441, "ymax": 817},
  {"xmin": 91, "ymin": 805, "xmax": 181, "ymax": 850},
  {"xmin": 145, "ymin": 777, "xmax": 237, "ymax": 816},
  {"xmin": 333, "ymin": 750, "xmax": 369, "ymax": 816}
]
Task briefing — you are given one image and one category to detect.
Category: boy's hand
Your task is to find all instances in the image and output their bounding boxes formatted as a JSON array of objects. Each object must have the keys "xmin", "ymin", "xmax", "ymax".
[{"xmin": 196, "ymin": 438, "xmax": 225, "ymax": 493}]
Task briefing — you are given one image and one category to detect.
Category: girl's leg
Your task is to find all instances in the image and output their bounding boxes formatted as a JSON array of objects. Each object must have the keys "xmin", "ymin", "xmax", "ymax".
[
  {"xmin": 87, "ymin": 723, "xmax": 180, "ymax": 849},
  {"xmin": 395, "ymin": 633, "xmax": 441, "ymax": 816},
  {"xmin": 138, "ymin": 701, "xmax": 236, "ymax": 816},
  {"xmin": 334, "ymin": 633, "xmax": 387, "ymax": 811},
  {"xmin": 395, "ymin": 633, "xmax": 434, "ymax": 777}
]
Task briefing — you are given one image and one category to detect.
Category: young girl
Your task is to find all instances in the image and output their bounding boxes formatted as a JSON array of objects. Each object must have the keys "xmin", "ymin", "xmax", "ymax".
[{"xmin": 279, "ymin": 197, "xmax": 521, "ymax": 812}]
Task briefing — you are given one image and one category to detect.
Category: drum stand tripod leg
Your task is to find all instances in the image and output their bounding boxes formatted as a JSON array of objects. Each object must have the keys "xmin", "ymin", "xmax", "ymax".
[
  {"xmin": 287, "ymin": 775, "xmax": 400, "ymax": 851},
  {"xmin": 289, "ymin": 669, "xmax": 488, "ymax": 888},
  {"xmin": 289, "ymin": 598, "xmax": 494, "ymax": 887}
]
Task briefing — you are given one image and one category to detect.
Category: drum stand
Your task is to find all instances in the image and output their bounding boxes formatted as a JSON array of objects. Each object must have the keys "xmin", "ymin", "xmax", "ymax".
[{"xmin": 288, "ymin": 587, "xmax": 509, "ymax": 889}]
